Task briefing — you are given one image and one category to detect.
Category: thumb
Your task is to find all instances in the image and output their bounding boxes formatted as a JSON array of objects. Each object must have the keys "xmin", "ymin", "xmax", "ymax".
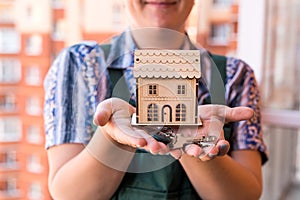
[
  {"xmin": 93, "ymin": 98, "xmax": 135, "ymax": 126},
  {"xmin": 225, "ymin": 106, "xmax": 254, "ymax": 123}
]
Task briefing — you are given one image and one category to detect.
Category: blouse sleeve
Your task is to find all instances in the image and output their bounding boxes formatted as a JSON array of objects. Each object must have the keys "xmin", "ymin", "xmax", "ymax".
[
  {"xmin": 43, "ymin": 42, "xmax": 109, "ymax": 149},
  {"xmin": 226, "ymin": 57, "xmax": 268, "ymax": 164}
]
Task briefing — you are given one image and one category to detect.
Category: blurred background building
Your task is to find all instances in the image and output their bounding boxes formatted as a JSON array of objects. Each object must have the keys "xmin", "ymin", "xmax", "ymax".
[{"xmin": 0, "ymin": 0, "xmax": 299, "ymax": 199}]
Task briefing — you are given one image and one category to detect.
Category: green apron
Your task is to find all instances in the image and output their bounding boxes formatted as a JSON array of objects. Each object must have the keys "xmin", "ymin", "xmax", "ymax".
[
  {"xmin": 101, "ymin": 44, "xmax": 229, "ymax": 199},
  {"xmin": 111, "ymin": 150, "xmax": 200, "ymax": 200}
]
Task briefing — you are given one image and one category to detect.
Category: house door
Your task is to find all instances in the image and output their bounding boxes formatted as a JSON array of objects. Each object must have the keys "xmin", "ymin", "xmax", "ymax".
[{"xmin": 162, "ymin": 105, "xmax": 172, "ymax": 123}]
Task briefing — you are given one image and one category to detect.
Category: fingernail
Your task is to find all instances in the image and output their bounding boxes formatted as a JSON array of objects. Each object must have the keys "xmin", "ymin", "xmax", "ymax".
[{"xmin": 219, "ymin": 144, "xmax": 228, "ymax": 150}]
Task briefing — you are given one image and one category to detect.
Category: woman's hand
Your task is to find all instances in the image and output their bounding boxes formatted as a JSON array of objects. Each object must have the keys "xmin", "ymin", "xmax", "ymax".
[
  {"xmin": 171, "ymin": 105, "xmax": 254, "ymax": 161},
  {"xmin": 93, "ymin": 98, "xmax": 253, "ymax": 160},
  {"xmin": 93, "ymin": 98, "xmax": 169, "ymax": 154}
]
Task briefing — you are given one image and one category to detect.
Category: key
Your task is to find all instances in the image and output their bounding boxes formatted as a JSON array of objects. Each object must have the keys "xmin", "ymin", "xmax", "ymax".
[{"xmin": 144, "ymin": 126, "xmax": 217, "ymax": 150}]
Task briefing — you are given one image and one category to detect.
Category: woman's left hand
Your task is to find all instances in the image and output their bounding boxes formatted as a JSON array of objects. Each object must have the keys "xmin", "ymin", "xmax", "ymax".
[{"xmin": 170, "ymin": 105, "xmax": 253, "ymax": 161}]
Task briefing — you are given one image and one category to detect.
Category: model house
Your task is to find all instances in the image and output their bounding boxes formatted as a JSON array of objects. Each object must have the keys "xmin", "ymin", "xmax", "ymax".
[{"xmin": 133, "ymin": 49, "xmax": 202, "ymax": 126}]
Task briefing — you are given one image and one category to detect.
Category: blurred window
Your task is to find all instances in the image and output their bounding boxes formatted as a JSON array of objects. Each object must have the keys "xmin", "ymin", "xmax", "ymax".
[
  {"xmin": 52, "ymin": 19, "xmax": 65, "ymax": 40},
  {"xmin": 210, "ymin": 24, "xmax": 231, "ymax": 45},
  {"xmin": 212, "ymin": 0, "xmax": 232, "ymax": 7},
  {"xmin": 0, "ymin": 28, "xmax": 20, "ymax": 54},
  {"xmin": 28, "ymin": 182, "xmax": 43, "ymax": 200},
  {"xmin": 0, "ymin": 117, "xmax": 21, "ymax": 142},
  {"xmin": 0, "ymin": 5, "xmax": 14, "ymax": 23},
  {"xmin": 27, "ymin": 155, "xmax": 43, "ymax": 173},
  {"xmin": 25, "ymin": 66, "xmax": 41, "ymax": 85},
  {"xmin": 27, "ymin": 125, "xmax": 42, "ymax": 144},
  {"xmin": 26, "ymin": 96, "xmax": 41, "ymax": 116},
  {"xmin": 52, "ymin": 0, "xmax": 64, "ymax": 9},
  {"xmin": 0, "ymin": 178, "xmax": 20, "ymax": 197},
  {"xmin": 0, "ymin": 59, "xmax": 21, "ymax": 83},
  {"xmin": 0, "ymin": 150, "xmax": 18, "ymax": 169},
  {"xmin": 0, "ymin": 94, "xmax": 16, "ymax": 112},
  {"xmin": 25, "ymin": 34, "xmax": 42, "ymax": 55}
]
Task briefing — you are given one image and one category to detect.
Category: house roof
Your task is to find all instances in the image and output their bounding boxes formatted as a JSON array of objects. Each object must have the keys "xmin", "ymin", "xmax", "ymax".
[{"xmin": 133, "ymin": 50, "xmax": 201, "ymax": 79}]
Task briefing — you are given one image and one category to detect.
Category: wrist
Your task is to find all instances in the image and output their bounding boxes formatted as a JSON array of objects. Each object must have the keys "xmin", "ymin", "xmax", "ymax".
[
  {"xmin": 101, "ymin": 128, "xmax": 136, "ymax": 152},
  {"xmin": 86, "ymin": 127, "xmax": 136, "ymax": 171}
]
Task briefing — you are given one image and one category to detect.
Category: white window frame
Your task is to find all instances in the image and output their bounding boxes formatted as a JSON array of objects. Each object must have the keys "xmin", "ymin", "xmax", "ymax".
[
  {"xmin": 26, "ymin": 96, "xmax": 41, "ymax": 116},
  {"xmin": 0, "ymin": 59, "xmax": 21, "ymax": 83},
  {"xmin": 28, "ymin": 182, "xmax": 43, "ymax": 200},
  {"xmin": 27, "ymin": 155, "xmax": 43, "ymax": 173},
  {"xmin": 25, "ymin": 34, "xmax": 42, "ymax": 56},
  {"xmin": 25, "ymin": 65, "xmax": 41, "ymax": 85},
  {"xmin": 27, "ymin": 125, "xmax": 42, "ymax": 144},
  {"xmin": 0, "ymin": 28, "xmax": 20, "ymax": 54},
  {"xmin": 0, "ymin": 94, "xmax": 17, "ymax": 112},
  {"xmin": 0, "ymin": 117, "xmax": 22, "ymax": 142}
]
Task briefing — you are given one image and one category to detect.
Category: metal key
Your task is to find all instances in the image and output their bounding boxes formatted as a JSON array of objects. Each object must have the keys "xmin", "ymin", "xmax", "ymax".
[{"xmin": 145, "ymin": 126, "xmax": 217, "ymax": 150}]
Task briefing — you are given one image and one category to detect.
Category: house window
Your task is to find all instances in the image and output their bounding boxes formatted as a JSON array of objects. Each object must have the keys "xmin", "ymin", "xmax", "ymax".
[
  {"xmin": 27, "ymin": 155, "xmax": 43, "ymax": 173},
  {"xmin": 52, "ymin": 20, "xmax": 65, "ymax": 40},
  {"xmin": 177, "ymin": 85, "xmax": 186, "ymax": 95},
  {"xmin": 27, "ymin": 125, "xmax": 42, "ymax": 144},
  {"xmin": 52, "ymin": 0, "xmax": 64, "ymax": 8},
  {"xmin": 0, "ymin": 28, "xmax": 20, "ymax": 54},
  {"xmin": 176, "ymin": 104, "xmax": 186, "ymax": 122},
  {"xmin": 112, "ymin": 2, "xmax": 122, "ymax": 26},
  {"xmin": 0, "ymin": 59, "xmax": 21, "ymax": 83},
  {"xmin": 25, "ymin": 34, "xmax": 42, "ymax": 55},
  {"xmin": 26, "ymin": 66, "xmax": 41, "ymax": 85},
  {"xmin": 26, "ymin": 6, "xmax": 33, "ymax": 21},
  {"xmin": 148, "ymin": 84, "xmax": 158, "ymax": 95},
  {"xmin": 212, "ymin": 0, "xmax": 232, "ymax": 7},
  {"xmin": 147, "ymin": 103, "xmax": 158, "ymax": 121},
  {"xmin": 0, "ymin": 5, "xmax": 14, "ymax": 23},
  {"xmin": 0, "ymin": 94, "xmax": 16, "ymax": 112},
  {"xmin": 26, "ymin": 97, "xmax": 41, "ymax": 116},
  {"xmin": 0, "ymin": 178, "xmax": 19, "ymax": 197},
  {"xmin": 28, "ymin": 182, "xmax": 43, "ymax": 200},
  {"xmin": 0, "ymin": 117, "xmax": 22, "ymax": 142},
  {"xmin": 0, "ymin": 150, "xmax": 18, "ymax": 169},
  {"xmin": 210, "ymin": 24, "xmax": 232, "ymax": 45}
]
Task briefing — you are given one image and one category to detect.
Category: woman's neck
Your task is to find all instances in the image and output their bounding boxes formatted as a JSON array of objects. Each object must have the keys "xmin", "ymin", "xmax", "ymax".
[{"xmin": 130, "ymin": 27, "xmax": 187, "ymax": 49}]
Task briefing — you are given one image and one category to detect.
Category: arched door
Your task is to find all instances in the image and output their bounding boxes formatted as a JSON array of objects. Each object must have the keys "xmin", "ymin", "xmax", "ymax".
[{"xmin": 161, "ymin": 105, "xmax": 172, "ymax": 123}]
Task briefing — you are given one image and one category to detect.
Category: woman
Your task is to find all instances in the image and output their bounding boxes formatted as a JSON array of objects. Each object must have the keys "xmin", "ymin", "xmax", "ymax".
[{"xmin": 44, "ymin": 0, "xmax": 267, "ymax": 199}]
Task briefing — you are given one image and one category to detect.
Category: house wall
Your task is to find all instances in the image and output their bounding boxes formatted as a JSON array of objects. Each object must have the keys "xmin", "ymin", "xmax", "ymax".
[{"xmin": 136, "ymin": 78, "xmax": 198, "ymax": 125}]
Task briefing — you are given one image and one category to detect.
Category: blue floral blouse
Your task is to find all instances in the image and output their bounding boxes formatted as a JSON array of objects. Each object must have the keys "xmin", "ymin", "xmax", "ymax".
[{"xmin": 44, "ymin": 30, "xmax": 268, "ymax": 163}]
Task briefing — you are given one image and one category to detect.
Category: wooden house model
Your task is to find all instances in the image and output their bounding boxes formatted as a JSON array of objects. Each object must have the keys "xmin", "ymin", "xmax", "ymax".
[{"xmin": 132, "ymin": 49, "xmax": 202, "ymax": 126}]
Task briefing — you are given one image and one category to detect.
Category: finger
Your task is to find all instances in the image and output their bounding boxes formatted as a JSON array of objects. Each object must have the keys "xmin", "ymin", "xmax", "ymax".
[
  {"xmin": 198, "ymin": 105, "xmax": 254, "ymax": 123},
  {"xmin": 157, "ymin": 142, "xmax": 170, "ymax": 155},
  {"xmin": 184, "ymin": 144, "xmax": 204, "ymax": 157},
  {"xmin": 94, "ymin": 98, "xmax": 135, "ymax": 126},
  {"xmin": 110, "ymin": 119, "xmax": 147, "ymax": 147},
  {"xmin": 216, "ymin": 140, "xmax": 230, "ymax": 156},
  {"xmin": 224, "ymin": 106, "xmax": 254, "ymax": 123},
  {"xmin": 204, "ymin": 140, "xmax": 229, "ymax": 160},
  {"xmin": 169, "ymin": 149, "xmax": 183, "ymax": 159},
  {"xmin": 133, "ymin": 128, "xmax": 163, "ymax": 153}
]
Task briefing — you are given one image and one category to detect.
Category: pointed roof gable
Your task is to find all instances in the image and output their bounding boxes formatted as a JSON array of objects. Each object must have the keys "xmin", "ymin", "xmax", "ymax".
[{"xmin": 133, "ymin": 50, "xmax": 201, "ymax": 79}]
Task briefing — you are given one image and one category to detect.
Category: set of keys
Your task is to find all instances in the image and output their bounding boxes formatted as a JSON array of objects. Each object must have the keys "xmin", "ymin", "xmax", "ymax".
[{"xmin": 144, "ymin": 126, "xmax": 217, "ymax": 150}]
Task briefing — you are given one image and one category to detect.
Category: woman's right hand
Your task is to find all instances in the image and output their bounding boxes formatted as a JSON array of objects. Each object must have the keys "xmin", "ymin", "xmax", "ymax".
[{"xmin": 93, "ymin": 98, "xmax": 170, "ymax": 154}]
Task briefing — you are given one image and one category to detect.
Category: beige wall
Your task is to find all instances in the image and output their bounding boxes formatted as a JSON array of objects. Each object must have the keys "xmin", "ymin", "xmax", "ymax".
[
  {"xmin": 82, "ymin": 0, "xmax": 127, "ymax": 33},
  {"xmin": 137, "ymin": 78, "xmax": 197, "ymax": 125},
  {"xmin": 14, "ymin": 0, "xmax": 52, "ymax": 33},
  {"xmin": 64, "ymin": 0, "xmax": 81, "ymax": 45}
]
